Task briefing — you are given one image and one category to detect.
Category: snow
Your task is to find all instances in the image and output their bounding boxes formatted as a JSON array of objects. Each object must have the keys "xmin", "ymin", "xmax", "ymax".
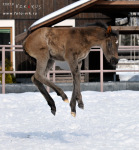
[
  {"xmin": 30, "ymin": 0, "xmax": 91, "ymax": 28},
  {"xmin": 116, "ymin": 59, "xmax": 139, "ymax": 81},
  {"xmin": 0, "ymin": 91, "xmax": 139, "ymax": 150}
]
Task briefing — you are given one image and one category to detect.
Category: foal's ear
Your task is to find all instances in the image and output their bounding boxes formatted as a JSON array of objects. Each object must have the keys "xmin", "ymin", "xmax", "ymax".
[{"xmin": 105, "ymin": 26, "xmax": 112, "ymax": 37}]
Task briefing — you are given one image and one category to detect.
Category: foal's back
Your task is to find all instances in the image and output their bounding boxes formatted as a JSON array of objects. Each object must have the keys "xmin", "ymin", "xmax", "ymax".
[{"xmin": 23, "ymin": 26, "xmax": 104, "ymax": 61}]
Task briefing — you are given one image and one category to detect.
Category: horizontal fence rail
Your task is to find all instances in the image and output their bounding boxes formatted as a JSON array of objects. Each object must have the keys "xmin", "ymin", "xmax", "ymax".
[{"xmin": 0, "ymin": 45, "xmax": 139, "ymax": 94}]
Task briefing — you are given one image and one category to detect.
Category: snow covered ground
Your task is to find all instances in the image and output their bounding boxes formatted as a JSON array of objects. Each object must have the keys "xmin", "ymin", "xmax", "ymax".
[{"xmin": 0, "ymin": 91, "xmax": 139, "ymax": 150}]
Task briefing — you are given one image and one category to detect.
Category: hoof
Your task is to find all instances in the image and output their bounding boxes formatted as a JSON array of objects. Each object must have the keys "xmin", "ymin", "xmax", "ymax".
[
  {"xmin": 64, "ymin": 99, "xmax": 69, "ymax": 103},
  {"xmin": 78, "ymin": 103, "xmax": 84, "ymax": 109},
  {"xmin": 71, "ymin": 112, "xmax": 76, "ymax": 117},
  {"xmin": 51, "ymin": 110, "xmax": 56, "ymax": 116}
]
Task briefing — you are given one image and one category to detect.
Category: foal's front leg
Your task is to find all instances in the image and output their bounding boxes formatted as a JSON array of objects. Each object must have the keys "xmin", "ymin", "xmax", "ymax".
[{"xmin": 69, "ymin": 61, "xmax": 84, "ymax": 117}]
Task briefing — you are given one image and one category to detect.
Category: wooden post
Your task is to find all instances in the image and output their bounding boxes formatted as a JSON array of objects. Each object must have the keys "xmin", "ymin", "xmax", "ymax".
[
  {"xmin": 2, "ymin": 47, "xmax": 5, "ymax": 94},
  {"xmin": 100, "ymin": 48, "xmax": 103, "ymax": 92}
]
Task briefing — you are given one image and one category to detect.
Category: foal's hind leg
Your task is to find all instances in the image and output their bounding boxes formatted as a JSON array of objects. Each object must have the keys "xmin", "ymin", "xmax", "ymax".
[
  {"xmin": 68, "ymin": 60, "xmax": 84, "ymax": 117},
  {"xmin": 31, "ymin": 59, "xmax": 57, "ymax": 115},
  {"xmin": 31, "ymin": 75, "xmax": 56, "ymax": 115},
  {"xmin": 35, "ymin": 59, "xmax": 69, "ymax": 103}
]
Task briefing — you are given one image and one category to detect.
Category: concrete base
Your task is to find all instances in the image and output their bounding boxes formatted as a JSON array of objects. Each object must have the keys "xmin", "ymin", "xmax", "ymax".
[{"xmin": 1, "ymin": 82, "xmax": 139, "ymax": 93}]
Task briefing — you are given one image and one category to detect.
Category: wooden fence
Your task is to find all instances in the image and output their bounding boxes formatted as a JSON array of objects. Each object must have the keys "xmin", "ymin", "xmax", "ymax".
[{"xmin": 0, "ymin": 45, "xmax": 139, "ymax": 93}]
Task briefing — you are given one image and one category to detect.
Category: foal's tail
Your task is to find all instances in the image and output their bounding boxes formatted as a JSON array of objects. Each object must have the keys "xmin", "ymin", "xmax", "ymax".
[
  {"xmin": 15, "ymin": 28, "xmax": 32, "ymax": 43},
  {"xmin": 15, "ymin": 31, "xmax": 28, "ymax": 43},
  {"xmin": 22, "ymin": 37, "xmax": 36, "ymax": 65}
]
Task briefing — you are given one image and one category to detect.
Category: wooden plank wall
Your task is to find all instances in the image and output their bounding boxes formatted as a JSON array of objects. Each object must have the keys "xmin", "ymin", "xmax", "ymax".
[{"xmin": 0, "ymin": 0, "xmax": 110, "ymax": 35}]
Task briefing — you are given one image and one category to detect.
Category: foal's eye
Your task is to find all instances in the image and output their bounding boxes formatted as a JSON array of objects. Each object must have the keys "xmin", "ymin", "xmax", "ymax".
[{"xmin": 115, "ymin": 40, "xmax": 118, "ymax": 44}]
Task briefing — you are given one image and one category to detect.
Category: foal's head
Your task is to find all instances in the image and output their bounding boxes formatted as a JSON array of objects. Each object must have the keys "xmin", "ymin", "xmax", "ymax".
[
  {"xmin": 103, "ymin": 26, "xmax": 119, "ymax": 66},
  {"xmin": 87, "ymin": 22, "xmax": 119, "ymax": 66}
]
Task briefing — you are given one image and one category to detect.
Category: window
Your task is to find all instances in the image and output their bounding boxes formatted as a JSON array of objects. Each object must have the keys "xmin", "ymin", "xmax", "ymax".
[
  {"xmin": 0, "ymin": 28, "xmax": 12, "ymax": 67},
  {"xmin": 0, "ymin": 20, "xmax": 15, "ymax": 70}
]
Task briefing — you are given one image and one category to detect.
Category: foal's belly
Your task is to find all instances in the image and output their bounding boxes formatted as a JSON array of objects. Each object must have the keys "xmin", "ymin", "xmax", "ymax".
[{"xmin": 49, "ymin": 49, "xmax": 65, "ymax": 61}]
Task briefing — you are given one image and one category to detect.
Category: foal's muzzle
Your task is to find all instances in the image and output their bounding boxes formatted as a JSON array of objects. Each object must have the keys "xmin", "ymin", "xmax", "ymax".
[{"xmin": 110, "ymin": 57, "xmax": 118, "ymax": 66}]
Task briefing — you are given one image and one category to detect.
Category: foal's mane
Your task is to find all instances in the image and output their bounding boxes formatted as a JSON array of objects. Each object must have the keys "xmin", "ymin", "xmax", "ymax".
[{"xmin": 86, "ymin": 22, "xmax": 118, "ymax": 37}]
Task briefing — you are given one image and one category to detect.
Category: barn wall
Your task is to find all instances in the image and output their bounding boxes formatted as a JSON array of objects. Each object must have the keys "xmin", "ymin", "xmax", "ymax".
[{"xmin": 0, "ymin": 0, "xmax": 111, "ymax": 35}]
